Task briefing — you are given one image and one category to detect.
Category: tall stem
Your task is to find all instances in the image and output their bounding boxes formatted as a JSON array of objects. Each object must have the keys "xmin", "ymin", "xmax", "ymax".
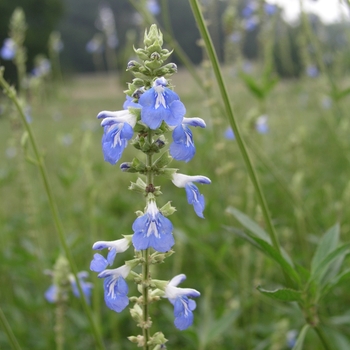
[
  {"xmin": 314, "ymin": 326, "xmax": 333, "ymax": 350},
  {"xmin": 0, "ymin": 71, "xmax": 105, "ymax": 350},
  {"xmin": 142, "ymin": 129, "xmax": 154, "ymax": 350},
  {"xmin": 188, "ymin": 1, "xmax": 281, "ymax": 255}
]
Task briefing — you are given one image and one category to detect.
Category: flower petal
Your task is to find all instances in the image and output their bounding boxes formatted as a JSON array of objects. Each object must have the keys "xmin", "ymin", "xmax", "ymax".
[
  {"xmin": 90, "ymin": 253, "xmax": 109, "ymax": 272},
  {"xmin": 185, "ymin": 183, "xmax": 205, "ymax": 218},
  {"xmin": 170, "ymin": 125, "xmax": 195, "ymax": 162}
]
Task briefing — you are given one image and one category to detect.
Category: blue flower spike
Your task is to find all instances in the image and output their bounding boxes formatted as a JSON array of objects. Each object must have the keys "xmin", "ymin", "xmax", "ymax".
[
  {"xmin": 172, "ymin": 173, "xmax": 211, "ymax": 218},
  {"xmin": 0, "ymin": 38, "xmax": 16, "ymax": 60},
  {"xmin": 98, "ymin": 264, "xmax": 131, "ymax": 313},
  {"xmin": 170, "ymin": 117, "xmax": 206, "ymax": 162},
  {"xmin": 132, "ymin": 199, "xmax": 175, "ymax": 252},
  {"xmin": 138, "ymin": 77, "xmax": 186, "ymax": 130},
  {"xmin": 90, "ymin": 236, "xmax": 132, "ymax": 272},
  {"xmin": 97, "ymin": 109, "xmax": 137, "ymax": 165},
  {"xmin": 164, "ymin": 274, "xmax": 200, "ymax": 330}
]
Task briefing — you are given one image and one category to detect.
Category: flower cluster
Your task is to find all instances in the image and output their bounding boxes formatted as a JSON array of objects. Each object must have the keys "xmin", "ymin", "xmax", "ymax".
[
  {"xmin": 241, "ymin": 1, "xmax": 276, "ymax": 32},
  {"xmin": 90, "ymin": 25, "xmax": 210, "ymax": 345}
]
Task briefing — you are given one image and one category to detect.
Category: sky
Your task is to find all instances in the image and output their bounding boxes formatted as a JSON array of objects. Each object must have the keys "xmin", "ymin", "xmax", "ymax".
[{"xmin": 267, "ymin": 0, "xmax": 349, "ymax": 24}]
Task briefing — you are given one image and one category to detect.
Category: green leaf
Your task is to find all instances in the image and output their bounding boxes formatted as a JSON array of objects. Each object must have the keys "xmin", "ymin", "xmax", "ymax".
[
  {"xmin": 311, "ymin": 223, "xmax": 339, "ymax": 274},
  {"xmin": 311, "ymin": 242, "xmax": 350, "ymax": 283},
  {"xmin": 257, "ymin": 286, "xmax": 303, "ymax": 303},
  {"xmin": 321, "ymin": 268, "xmax": 350, "ymax": 297},
  {"xmin": 292, "ymin": 324, "xmax": 310, "ymax": 350},
  {"xmin": 226, "ymin": 207, "xmax": 270, "ymax": 243},
  {"xmin": 246, "ymin": 234, "xmax": 300, "ymax": 285},
  {"xmin": 239, "ymin": 72, "xmax": 265, "ymax": 100},
  {"xmin": 334, "ymin": 87, "xmax": 350, "ymax": 101},
  {"xmin": 226, "ymin": 207, "xmax": 298, "ymax": 282},
  {"xmin": 204, "ymin": 309, "xmax": 241, "ymax": 344}
]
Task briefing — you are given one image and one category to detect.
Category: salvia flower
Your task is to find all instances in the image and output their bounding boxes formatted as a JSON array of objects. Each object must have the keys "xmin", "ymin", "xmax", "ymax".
[
  {"xmin": 224, "ymin": 127, "xmax": 235, "ymax": 140},
  {"xmin": 147, "ymin": 0, "xmax": 161, "ymax": 15},
  {"xmin": 0, "ymin": 38, "xmax": 16, "ymax": 60},
  {"xmin": 132, "ymin": 199, "xmax": 174, "ymax": 252},
  {"xmin": 97, "ymin": 109, "xmax": 137, "ymax": 164},
  {"xmin": 172, "ymin": 173, "xmax": 211, "ymax": 218},
  {"xmin": 70, "ymin": 271, "xmax": 93, "ymax": 302},
  {"xmin": 306, "ymin": 64, "xmax": 319, "ymax": 78},
  {"xmin": 98, "ymin": 265, "xmax": 131, "ymax": 313},
  {"xmin": 164, "ymin": 274, "xmax": 200, "ymax": 330},
  {"xmin": 45, "ymin": 271, "xmax": 93, "ymax": 304},
  {"xmin": 138, "ymin": 77, "xmax": 186, "ymax": 130},
  {"xmin": 90, "ymin": 236, "xmax": 132, "ymax": 272},
  {"xmin": 170, "ymin": 117, "xmax": 206, "ymax": 162}
]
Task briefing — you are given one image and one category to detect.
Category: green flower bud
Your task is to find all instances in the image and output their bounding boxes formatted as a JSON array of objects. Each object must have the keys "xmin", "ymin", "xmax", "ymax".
[
  {"xmin": 159, "ymin": 201, "xmax": 176, "ymax": 216},
  {"xmin": 144, "ymin": 24, "xmax": 163, "ymax": 48}
]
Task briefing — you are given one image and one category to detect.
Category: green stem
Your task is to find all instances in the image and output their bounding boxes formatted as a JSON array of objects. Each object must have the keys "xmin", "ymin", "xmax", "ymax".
[
  {"xmin": 0, "ymin": 306, "xmax": 22, "ymax": 350},
  {"xmin": 188, "ymin": 1, "xmax": 281, "ymax": 255},
  {"xmin": 0, "ymin": 70, "xmax": 105, "ymax": 350},
  {"xmin": 314, "ymin": 325, "xmax": 333, "ymax": 350},
  {"xmin": 142, "ymin": 129, "xmax": 154, "ymax": 350}
]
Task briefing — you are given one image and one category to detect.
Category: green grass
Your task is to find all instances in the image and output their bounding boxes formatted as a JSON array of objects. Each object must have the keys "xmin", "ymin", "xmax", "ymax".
[{"xmin": 0, "ymin": 68, "xmax": 350, "ymax": 349}]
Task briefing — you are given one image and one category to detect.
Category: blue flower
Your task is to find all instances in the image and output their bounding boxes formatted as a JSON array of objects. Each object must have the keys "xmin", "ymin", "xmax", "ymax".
[
  {"xmin": 172, "ymin": 173, "xmax": 211, "ymax": 218},
  {"xmin": 90, "ymin": 236, "xmax": 132, "ymax": 272},
  {"xmin": 132, "ymin": 200, "xmax": 174, "ymax": 252},
  {"xmin": 224, "ymin": 127, "xmax": 235, "ymax": 140},
  {"xmin": 98, "ymin": 265, "xmax": 131, "ymax": 313},
  {"xmin": 147, "ymin": 0, "xmax": 161, "ymax": 15},
  {"xmin": 45, "ymin": 271, "xmax": 93, "ymax": 304},
  {"xmin": 242, "ymin": 1, "xmax": 257, "ymax": 18},
  {"xmin": 255, "ymin": 115, "xmax": 269, "ymax": 134},
  {"xmin": 0, "ymin": 38, "xmax": 16, "ymax": 60},
  {"xmin": 138, "ymin": 77, "xmax": 186, "ymax": 130},
  {"xmin": 264, "ymin": 3, "xmax": 276, "ymax": 16},
  {"xmin": 123, "ymin": 95, "xmax": 142, "ymax": 109},
  {"xmin": 244, "ymin": 16, "xmax": 259, "ymax": 32},
  {"xmin": 170, "ymin": 117, "xmax": 206, "ymax": 163},
  {"xmin": 164, "ymin": 274, "xmax": 200, "ymax": 330},
  {"xmin": 306, "ymin": 64, "xmax": 319, "ymax": 78},
  {"xmin": 97, "ymin": 110, "xmax": 137, "ymax": 164},
  {"xmin": 70, "ymin": 271, "xmax": 93, "ymax": 303}
]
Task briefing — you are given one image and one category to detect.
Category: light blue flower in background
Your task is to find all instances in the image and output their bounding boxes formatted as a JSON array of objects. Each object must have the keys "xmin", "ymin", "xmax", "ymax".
[
  {"xmin": 306, "ymin": 64, "xmax": 319, "ymax": 78},
  {"xmin": 242, "ymin": 1, "xmax": 257, "ymax": 18},
  {"xmin": 138, "ymin": 77, "xmax": 186, "ymax": 130},
  {"xmin": 123, "ymin": 95, "xmax": 142, "ymax": 109},
  {"xmin": 132, "ymin": 200, "xmax": 174, "ymax": 252},
  {"xmin": 224, "ymin": 127, "xmax": 235, "ymax": 140},
  {"xmin": 90, "ymin": 237, "xmax": 132, "ymax": 272},
  {"xmin": 0, "ymin": 38, "xmax": 16, "ymax": 60},
  {"xmin": 70, "ymin": 271, "xmax": 93, "ymax": 302},
  {"xmin": 169, "ymin": 117, "xmax": 206, "ymax": 163},
  {"xmin": 147, "ymin": 0, "xmax": 161, "ymax": 15},
  {"xmin": 45, "ymin": 271, "xmax": 93, "ymax": 304},
  {"xmin": 264, "ymin": 3, "xmax": 277, "ymax": 16},
  {"xmin": 164, "ymin": 274, "xmax": 200, "ymax": 330},
  {"xmin": 98, "ymin": 265, "xmax": 131, "ymax": 313},
  {"xmin": 255, "ymin": 114, "xmax": 269, "ymax": 134},
  {"xmin": 286, "ymin": 329, "xmax": 298, "ymax": 349},
  {"xmin": 97, "ymin": 109, "xmax": 137, "ymax": 164},
  {"xmin": 172, "ymin": 173, "xmax": 211, "ymax": 218}
]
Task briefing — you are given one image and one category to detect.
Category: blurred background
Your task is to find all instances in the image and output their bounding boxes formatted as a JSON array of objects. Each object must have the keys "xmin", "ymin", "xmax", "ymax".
[{"xmin": 1, "ymin": 1, "xmax": 350, "ymax": 350}]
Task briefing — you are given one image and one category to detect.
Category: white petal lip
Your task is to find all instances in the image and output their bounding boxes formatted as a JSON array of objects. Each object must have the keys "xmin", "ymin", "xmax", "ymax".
[
  {"xmin": 169, "ymin": 273, "xmax": 187, "ymax": 287},
  {"xmin": 97, "ymin": 110, "xmax": 137, "ymax": 127},
  {"xmin": 97, "ymin": 264, "xmax": 131, "ymax": 279},
  {"xmin": 164, "ymin": 274, "xmax": 201, "ymax": 299},
  {"xmin": 182, "ymin": 117, "xmax": 206, "ymax": 128},
  {"xmin": 92, "ymin": 238, "xmax": 130, "ymax": 252},
  {"xmin": 172, "ymin": 173, "xmax": 211, "ymax": 188}
]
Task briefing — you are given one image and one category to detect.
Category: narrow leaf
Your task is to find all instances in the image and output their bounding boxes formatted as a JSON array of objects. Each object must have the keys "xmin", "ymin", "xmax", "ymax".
[
  {"xmin": 311, "ymin": 223, "xmax": 339, "ymax": 274},
  {"xmin": 311, "ymin": 243, "xmax": 350, "ymax": 283},
  {"xmin": 226, "ymin": 207, "xmax": 270, "ymax": 243},
  {"xmin": 257, "ymin": 286, "xmax": 303, "ymax": 303},
  {"xmin": 292, "ymin": 324, "xmax": 310, "ymax": 350},
  {"xmin": 239, "ymin": 72, "xmax": 265, "ymax": 100},
  {"xmin": 205, "ymin": 309, "xmax": 240, "ymax": 344}
]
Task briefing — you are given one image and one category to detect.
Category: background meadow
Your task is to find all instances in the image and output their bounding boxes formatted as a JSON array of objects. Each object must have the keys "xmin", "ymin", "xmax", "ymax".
[{"xmin": 1, "ymin": 0, "xmax": 350, "ymax": 349}]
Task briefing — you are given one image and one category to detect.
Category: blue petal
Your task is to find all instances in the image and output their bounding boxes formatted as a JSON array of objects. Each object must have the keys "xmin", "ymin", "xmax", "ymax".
[
  {"xmin": 169, "ymin": 125, "xmax": 195, "ymax": 162},
  {"xmin": 104, "ymin": 276, "xmax": 129, "ymax": 313},
  {"xmin": 173, "ymin": 296, "xmax": 194, "ymax": 330},
  {"xmin": 132, "ymin": 212, "xmax": 174, "ymax": 252},
  {"xmin": 102, "ymin": 122, "xmax": 134, "ymax": 164},
  {"xmin": 71, "ymin": 277, "xmax": 93, "ymax": 303},
  {"xmin": 44, "ymin": 284, "xmax": 57, "ymax": 303},
  {"xmin": 107, "ymin": 248, "xmax": 117, "ymax": 265},
  {"xmin": 123, "ymin": 95, "xmax": 141, "ymax": 109},
  {"xmin": 90, "ymin": 253, "xmax": 108, "ymax": 272},
  {"xmin": 185, "ymin": 183, "xmax": 205, "ymax": 218},
  {"xmin": 139, "ymin": 87, "xmax": 185, "ymax": 129}
]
